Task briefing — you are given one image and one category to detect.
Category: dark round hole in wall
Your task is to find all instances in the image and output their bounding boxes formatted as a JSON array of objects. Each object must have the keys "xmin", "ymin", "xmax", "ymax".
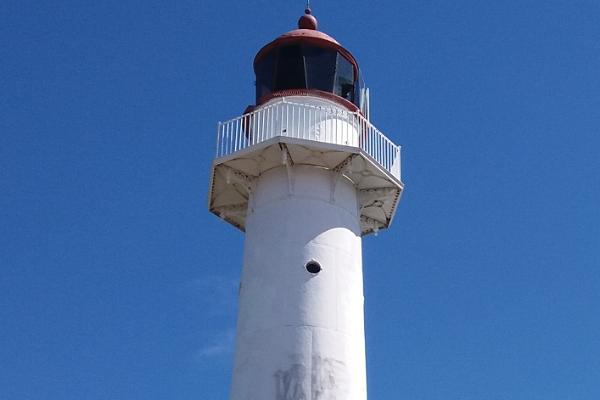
[{"xmin": 305, "ymin": 261, "xmax": 322, "ymax": 274}]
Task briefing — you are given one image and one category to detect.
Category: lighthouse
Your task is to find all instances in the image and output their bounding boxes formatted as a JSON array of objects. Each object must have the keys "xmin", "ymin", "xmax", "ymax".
[{"xmin": 208, "ymin": 8, "xmax": 403, "ymax": 400}]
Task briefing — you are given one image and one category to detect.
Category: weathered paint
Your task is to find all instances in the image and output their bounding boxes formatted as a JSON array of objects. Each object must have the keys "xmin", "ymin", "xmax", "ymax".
[{"xmin": 229, "ymin": 164, "xmax": 367, "ymax": 400}]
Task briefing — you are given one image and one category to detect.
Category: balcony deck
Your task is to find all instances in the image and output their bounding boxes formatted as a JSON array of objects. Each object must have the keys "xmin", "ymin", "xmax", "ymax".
[{"xmin": 216, "ymin": 98, "xmax": 401, "ymax": 182}]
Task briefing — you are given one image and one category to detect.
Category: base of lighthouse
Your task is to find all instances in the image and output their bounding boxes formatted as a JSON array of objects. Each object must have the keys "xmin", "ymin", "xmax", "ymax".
[{"xmin": 230, "ymin": 164, "xmax": 367, "ymax": 400}]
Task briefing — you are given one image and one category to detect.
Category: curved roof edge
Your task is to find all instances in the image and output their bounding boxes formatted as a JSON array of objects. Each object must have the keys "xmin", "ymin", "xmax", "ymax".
[{"xmin": 253, "ymin": 28, "xmax": 359, "ymax": 79}]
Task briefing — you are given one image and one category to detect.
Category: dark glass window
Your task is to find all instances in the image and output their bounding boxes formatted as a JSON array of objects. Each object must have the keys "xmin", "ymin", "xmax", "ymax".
[
  {"xmin": 255, "ymin": 44, "xmax": 358, "ymax": 106},
  {"xmin": 354, "ymin": 71, "xmax": 363, "ymax": 106},
  {"xmin": 334, "ymin": 55, "xmax": 355, "ymax": 102},
  {"xmin": 304, "ymin": 46, "xmax": 336, "ymax": 92},
  {"xmin": 255, "ymin": 51, "xmax": 276, "ymax": 100},
  {"xmin": 274, "ymin": 45, "xmax": 306, "ymax": 91}
]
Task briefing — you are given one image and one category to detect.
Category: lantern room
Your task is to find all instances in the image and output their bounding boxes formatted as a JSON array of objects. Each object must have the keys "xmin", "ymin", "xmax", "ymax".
[{"xmin": 253, "ymin": 8, "xmax": 361, "ymax": 110}]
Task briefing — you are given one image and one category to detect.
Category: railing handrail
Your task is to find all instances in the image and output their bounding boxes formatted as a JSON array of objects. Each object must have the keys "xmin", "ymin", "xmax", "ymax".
[{"xmin": 215, "ymin": 98, "xmax": 401, "ymax": 180}]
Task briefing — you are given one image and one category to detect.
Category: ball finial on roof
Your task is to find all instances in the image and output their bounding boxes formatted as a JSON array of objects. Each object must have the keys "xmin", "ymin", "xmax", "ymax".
[{"xmin": 298, "ymin": 8, "xmax": 318, "ymax": 30}]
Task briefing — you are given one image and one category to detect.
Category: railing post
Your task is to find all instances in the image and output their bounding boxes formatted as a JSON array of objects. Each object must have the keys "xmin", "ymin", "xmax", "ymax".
[{"xmin": 219, "ymin": 122, "xmax": 223, "ymax": 158}]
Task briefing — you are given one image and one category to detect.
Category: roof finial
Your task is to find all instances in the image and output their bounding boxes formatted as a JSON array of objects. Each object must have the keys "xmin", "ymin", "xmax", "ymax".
[{"xmin": 298, "ymin": 4, "xmax": 318, "ymax": 30}]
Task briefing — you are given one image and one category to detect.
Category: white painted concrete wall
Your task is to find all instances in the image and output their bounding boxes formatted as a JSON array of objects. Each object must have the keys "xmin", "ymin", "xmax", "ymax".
[{"xmin": 230, "ymin": 164, "xmax": 367, "ymax": 400}]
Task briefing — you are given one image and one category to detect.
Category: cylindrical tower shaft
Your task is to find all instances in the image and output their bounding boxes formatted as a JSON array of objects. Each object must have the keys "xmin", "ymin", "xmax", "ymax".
[{"xmin": 230, "ymin": 164, "xmax": 367, "ymax": 400}]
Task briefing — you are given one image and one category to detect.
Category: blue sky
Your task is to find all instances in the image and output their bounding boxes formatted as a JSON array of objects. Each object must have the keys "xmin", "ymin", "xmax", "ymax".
[{"xmin": 1, "ymin": 1, "xmax": 599, "ymax": 399}]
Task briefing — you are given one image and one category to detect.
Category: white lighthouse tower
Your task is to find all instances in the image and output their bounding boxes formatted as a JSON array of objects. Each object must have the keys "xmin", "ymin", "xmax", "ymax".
[{"xmin": 208, "ymin": 8, "xmax": 403, "ymax": 400}]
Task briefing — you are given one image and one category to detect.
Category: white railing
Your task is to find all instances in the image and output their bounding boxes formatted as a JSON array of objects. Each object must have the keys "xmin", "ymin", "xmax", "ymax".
[{"xmin": 216, "ymin": 99, "xmax": 401, "ymax": 180}]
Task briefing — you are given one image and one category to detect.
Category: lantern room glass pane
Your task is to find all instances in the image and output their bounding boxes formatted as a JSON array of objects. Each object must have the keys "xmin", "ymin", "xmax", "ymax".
[
  {"xmin": 334, "ymin": 55, "xmax": 355, "ymax": 102},
  {"xmin": 255, "ymin": 51, "xmax": 276, "ymax": 100},
  {"xmin": 304, "ymin": 46, "xmax": 336, "ymax": 92},
  {"xmin": 274, "ymin": 45, "xmax": 306, "ymax": 91}
]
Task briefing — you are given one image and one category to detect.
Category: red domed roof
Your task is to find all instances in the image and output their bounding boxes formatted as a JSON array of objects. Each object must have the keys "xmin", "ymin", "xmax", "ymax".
[
  {"xmin": 279, "ymin": 28, "xmax": 340, "ymax": 45},
  {"xmin": 253, "ymin": 10, "xmax": 358, "ymax": 77}
]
